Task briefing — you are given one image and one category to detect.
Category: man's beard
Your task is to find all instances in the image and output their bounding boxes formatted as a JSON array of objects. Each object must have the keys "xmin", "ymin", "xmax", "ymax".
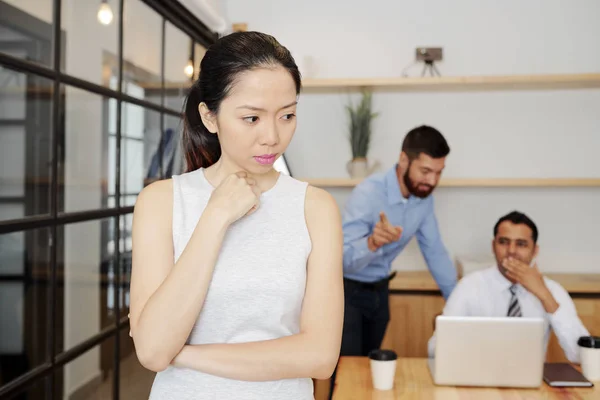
[{"xmin": 403, "ymin": 165, "xmax": 435, "ymax": 198}]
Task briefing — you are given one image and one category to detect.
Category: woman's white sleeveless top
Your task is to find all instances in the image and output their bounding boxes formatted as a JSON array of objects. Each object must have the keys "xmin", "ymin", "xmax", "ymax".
[{"xmin": 149, "ymin": 168, "xmax": 313, "ymax": 399}]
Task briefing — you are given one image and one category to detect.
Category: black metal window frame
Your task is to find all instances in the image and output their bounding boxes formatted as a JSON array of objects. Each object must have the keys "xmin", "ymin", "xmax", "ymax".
[{"xmin": 0, "ymin": 0, "xmax": 217, "ymax": 398}]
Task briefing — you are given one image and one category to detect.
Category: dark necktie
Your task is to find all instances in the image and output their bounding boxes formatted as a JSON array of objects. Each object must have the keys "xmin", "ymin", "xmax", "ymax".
[{"xmin": 507, "ymin": 284, "xmax": 522, "ymax": 317}]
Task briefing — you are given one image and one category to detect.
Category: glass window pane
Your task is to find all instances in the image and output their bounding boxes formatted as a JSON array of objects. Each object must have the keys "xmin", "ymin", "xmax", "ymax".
[
  {"xmin": 0, "ymin": 227, "xmax": 51, "ymax": 388},
  {"xmin": 56, "ymin": 218, "xmax": 117, "ymax": 355},
  {"xmin": 164, "ymin": 114, "xmax": 185, "ymax": 178},
  {"xmin": 123, "ymin": 139, "xmax": 145, "ymax": 192},
  {"xmin": 121, "ymin": 104, "xmax": 161, "ymax": 197},
  {"xmin": 61, "ymin": 0, "xmax": 118, "ymax": 87},
  {"xmin": 123, "ymin": 0, "xmax": 162, "ymax": 105},
  {"xmin": 108, "ymin": 136, "xmax": 117, "ymax": 198},
  {"xmin": 0, "ymin": 127, "xmax": 25, "ymax": 197},
  {"xmin": 54, "ymin": 336, "xmax": 115, "ymax": 399},
  {"xmin": 0, "ymin": 68, "xmax": 53, "ymax": 221},
  {"xmin": 165, "ymin": 22, "xmax": 192, "ymax": 87},
  {"xmin": 0, "ymin": 0, "xmax": 54, "ymax": 67},
  {"xmin": 120, "ymin": 328, "xmax": 155, "ymax": 399},
  {"xmin": 119, "ymin": 196, "xmax": 130, "ymax": 209},
  {"xmin": 108, "ymin": 98, "xmax": 118, "ymax": 134},
  {"xmin": 162, "ymin": 22, "xmax": 194, "ymax": 113},
  {"xmin": 61, "ymin": 86, "xmax": 117, "ymax": 213},
  {"xmin": 163, "ymin": 88, "xmax": 188, "ymax": 119},
  {"xmin": 122, "ymin": 195, "xmax": 138, "ymax": 208}
]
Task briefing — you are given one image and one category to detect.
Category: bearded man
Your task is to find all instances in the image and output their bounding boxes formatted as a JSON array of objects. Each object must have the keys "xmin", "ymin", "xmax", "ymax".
[{"xmin": 340, "ymin": 125, "xmax": 457, "ymax": 357}]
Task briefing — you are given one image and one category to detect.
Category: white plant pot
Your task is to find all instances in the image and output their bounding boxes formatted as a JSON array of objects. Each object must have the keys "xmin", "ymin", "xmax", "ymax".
[{"xmin": 347, "ymin": 158, "xmax": 380, "ymax": 178}]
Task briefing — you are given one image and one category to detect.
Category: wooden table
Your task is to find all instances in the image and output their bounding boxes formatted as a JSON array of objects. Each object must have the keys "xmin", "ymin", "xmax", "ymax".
[
  {"xmin": 332, "ymin": 357, "xmax": 598, "ymax": 399},
  {"xmin": 314, "ymin": 272, "xmax": 600, "ymax": 400}
]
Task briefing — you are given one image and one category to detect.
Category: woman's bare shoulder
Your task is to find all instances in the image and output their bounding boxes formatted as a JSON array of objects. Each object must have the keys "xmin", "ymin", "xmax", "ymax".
[
  {"xmin": 304, "ymin": 185, "xmax": 340, "ymax": 227},
  {"xmin": 134, "ymin": 178, "xmax": 173, "ymax": 220}
]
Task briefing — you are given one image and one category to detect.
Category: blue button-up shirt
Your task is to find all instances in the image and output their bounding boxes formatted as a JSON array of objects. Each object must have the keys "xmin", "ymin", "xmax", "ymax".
[{"xmin": 342, "ymin": 165, "xmax": 457, "ymax": 299}]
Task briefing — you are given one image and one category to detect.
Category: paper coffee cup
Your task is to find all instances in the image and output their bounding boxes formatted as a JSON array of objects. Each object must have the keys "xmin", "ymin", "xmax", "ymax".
[
  {"xmin": 578, "ymin": 336, "xmax": 600, "ymax": 381},
  {"xmin": 368, "ymin": 349, "xmax": 397, "ymax": 390}
]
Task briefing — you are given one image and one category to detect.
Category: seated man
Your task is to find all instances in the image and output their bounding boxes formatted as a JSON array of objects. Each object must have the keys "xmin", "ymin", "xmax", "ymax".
[{"xmin": 428, "ymin": 211, "xmax": 589, "ymax": 363}]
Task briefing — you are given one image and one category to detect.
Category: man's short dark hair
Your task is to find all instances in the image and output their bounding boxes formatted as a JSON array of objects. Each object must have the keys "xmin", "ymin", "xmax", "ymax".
[
  {"xmin": 401, "ymin": 125, "xmax": 450, "ymax": 161},
  {"xmin": 493, "ymin": 211, "xmax": 539, "ymax": 244}
]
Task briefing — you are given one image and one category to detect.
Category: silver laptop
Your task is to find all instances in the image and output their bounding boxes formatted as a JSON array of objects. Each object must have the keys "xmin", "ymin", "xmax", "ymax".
[{"xmin": 428, "ymin": 316, "xmax": 545, "ymax": 388}]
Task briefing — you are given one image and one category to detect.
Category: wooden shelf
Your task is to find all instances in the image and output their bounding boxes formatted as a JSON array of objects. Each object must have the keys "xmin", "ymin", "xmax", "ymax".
[
  {"xmin": 301, "ymin": 177, "xmax": 600, "ymax": 188},
  {"xmin": 138, "ymin": 73, "xmax": 600, "ymax": 92},
  {"xmin": 139, "ymin": 81, "xmax": 193, "ymax": 90},
  {"xmin": 301, "ymin": 73, "xmax": 600, "ymax": 91},
  {"xmin": 441, "ymin": 178, "xmax": 600, "ymax": 187},
  {"xmin": 302, "ymin": 178, "xmax": 364, "ymax": 187}
]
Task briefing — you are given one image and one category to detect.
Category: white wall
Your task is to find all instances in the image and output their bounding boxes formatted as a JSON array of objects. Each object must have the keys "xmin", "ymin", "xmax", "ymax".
[
  {"xmin": 223, "ymin": 0, "xmax": 600, "ymax": 273},
  {"xmin": 224, "ymin": 0, "xmax": 600, "ymax": 78}
]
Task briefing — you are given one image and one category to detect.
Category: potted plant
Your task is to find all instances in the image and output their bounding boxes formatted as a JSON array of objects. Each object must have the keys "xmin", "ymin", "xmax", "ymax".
[{"xmin": 346, "ymin": 90, "xmax": 380, "ymax": 178}]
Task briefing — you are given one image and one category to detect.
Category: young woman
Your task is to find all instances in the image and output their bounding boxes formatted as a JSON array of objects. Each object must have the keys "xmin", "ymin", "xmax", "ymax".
[{"xmin": 128, "ymin": 31, "xmax": 343, "ymax": 399}]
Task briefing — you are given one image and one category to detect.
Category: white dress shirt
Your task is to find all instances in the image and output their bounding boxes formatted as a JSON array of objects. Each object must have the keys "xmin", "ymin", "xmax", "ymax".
[{"xmin": 427, "ymin": 266, "xmax": 590, "ymax": 363}]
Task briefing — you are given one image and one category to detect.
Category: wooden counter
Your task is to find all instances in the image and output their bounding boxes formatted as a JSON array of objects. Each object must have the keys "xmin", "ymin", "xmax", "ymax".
[
  {"xmin": 381, "ymin": 271, "xmax": 600, "ymax": 363},
  {"xmin": 388, "ymin": 270, "xmax": 600, "ymax": 294},
  {"xmin": 332, "ymin": 357, "xmax": 598, "ymax": 399}
]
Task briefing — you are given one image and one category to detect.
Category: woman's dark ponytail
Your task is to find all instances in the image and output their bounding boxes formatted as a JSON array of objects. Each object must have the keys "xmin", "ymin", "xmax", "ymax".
[
  {"xmin": 182, "ymin": 84, "xmax": 221, "ymax": 172},
  {"xmin": 181, "ymin": 31, "xmax": 302, "ymax": 173}
]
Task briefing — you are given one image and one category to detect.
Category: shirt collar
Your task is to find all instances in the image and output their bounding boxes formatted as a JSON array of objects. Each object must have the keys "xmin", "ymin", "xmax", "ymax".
[
  {"xmin": 385, "ymin": 164, "xmax": 409, "ymax": 205},
  {"xmin": 489, "ymin": 265, "xmax": 521, "ymax": 293}
]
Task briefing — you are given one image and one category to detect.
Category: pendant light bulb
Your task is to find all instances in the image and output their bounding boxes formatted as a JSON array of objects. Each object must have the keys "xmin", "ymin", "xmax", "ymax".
[
  {"xmin": 184, "ymin": 59, "xmax": 194, "ymax": 78},
  {"xmin": 97, "ymin": 1, "xmax": 114, "ymax": 25}
]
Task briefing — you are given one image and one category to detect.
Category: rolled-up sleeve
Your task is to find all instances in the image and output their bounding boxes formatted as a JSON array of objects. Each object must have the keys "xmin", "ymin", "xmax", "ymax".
[
  {"xmin": 545, "ymin": 281, "xmax": 590, "ymax": 363},
  {"xmin": 415, "ymin": 198, "xmax": 457, "ymax": 299},
  {"xmin": 342, "ymin": 185, "xmax": 382, "ymax": 275}
]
